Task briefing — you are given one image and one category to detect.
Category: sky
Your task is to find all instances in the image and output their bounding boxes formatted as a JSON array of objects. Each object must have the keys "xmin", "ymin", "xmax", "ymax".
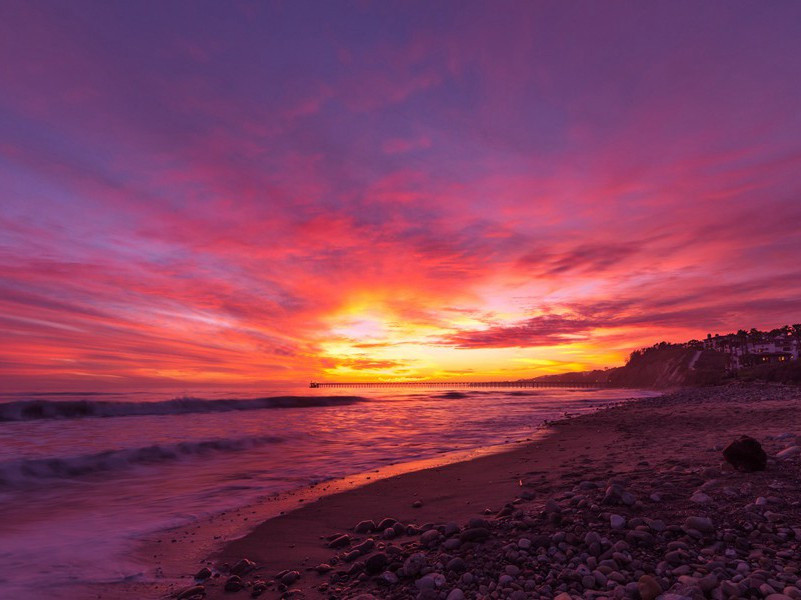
[{"xmin": 1, "ymin": 1, "xmax": 801, "ymax": 390}]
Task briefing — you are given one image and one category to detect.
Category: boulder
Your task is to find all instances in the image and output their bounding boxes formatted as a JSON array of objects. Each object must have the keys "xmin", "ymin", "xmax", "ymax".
[{"xmin": 723, "ymin": 436, "xmax": 767, "ymax": 472}]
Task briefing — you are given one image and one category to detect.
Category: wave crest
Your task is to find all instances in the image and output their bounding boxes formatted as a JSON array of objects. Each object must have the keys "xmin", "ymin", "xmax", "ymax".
[
  {"xmin": 0, "ymin": 435, "xmax": 284, "ymax": 487},
  {"xmin": 0, "ymin": 395, "xmax": 365, "ymax": 422}
]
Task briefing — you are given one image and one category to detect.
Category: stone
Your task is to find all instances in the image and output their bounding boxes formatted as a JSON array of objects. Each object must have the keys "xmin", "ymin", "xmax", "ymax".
[
  {"xmin": 376, "ymin": 518, "xmax": 397, "ymax": 530},
  {"xmin": 777, "ymin": 446, "xmax": 801, "ymax": 460},
  {"xmin": 230, "ymin": 558, "xmax": 255, "ymax": 575},
  {"xmin": 638, "ymin": 574, "xmax": 663, "ymax": 600},
  {"xmin": 684, "ymin": 516, "xmax": 715, "ymax": 533},
  {"xmin": 416, "ymin": 573, "xmax": 445, "ymax": 590},
  {"xmin": 351, "ymin": 538, "xmax": 375, "ymax": 555},
  {"xmin": 365, "ymin": 552, "xmax": 387, "ymax": 574},
  {"xmin": 224, "ymin": 575, "xmax": 243, "ymax": 592},
  {"xmin": 447, "ymin": 557, "xmax": 467, "ymax": 572},
  {"xmin": 354, "ymin": 519, "xmax": 375, "ymax": 533},
  {"xmin": 379, "ymin": 570, "xmax": 399, "ymax": 585},
  {"xmin": 177, "ymin": 586, "xmax": 205, "ymax": 600},
  {"xmin": 723, "ymin": 436, "xmax": 767, "ymax": 472},
  {"xmin": 403, "ymin": 552, "xmax": 427, "ymax": 576},
  {"xmin": 459, "ymin": 527, "xmax": 490, "ymax": 543},
  {"xmin": 412, "ymin": 500, "xmax": 423, "ymax": 508},
  {"xmin": 420, "ymin": 529, "xmax": 441, "ymax": 547},
  {"xmin": 328, "ymin": 534, "xmax": 351, "ymax": 548},
  {"xmin": 690, "ymin": 492, "xmax": 712, "ymax": 504},
  {"xmin": 194, "ymin": 567, "xmax": 212, "ymax": 580},
  {"xmin": 280, "ymin": 570, "xmax": 300, "ymax": 585},
  {"xmin": 446, "ymin": 590, "xmax": 465, "ymax": 600},
  {"xmin": 610, "ymin": 514, "xmax": 626, "ymax": 529}
]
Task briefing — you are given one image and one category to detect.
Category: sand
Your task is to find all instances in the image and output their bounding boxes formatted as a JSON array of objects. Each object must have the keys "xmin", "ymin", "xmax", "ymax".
[{"xmin": 88, "ymin": 383, "xmax": 801, "ymax": 600}]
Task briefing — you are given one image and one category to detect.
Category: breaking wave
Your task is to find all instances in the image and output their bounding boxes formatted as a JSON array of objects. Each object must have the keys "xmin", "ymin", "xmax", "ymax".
[
  {"xmin": 0, "ymin": 435, "xmax": 284, "ymax": 487},
  {"xmin": 0, "ymin": 395, "xmax": 366, "ymax": 422}
]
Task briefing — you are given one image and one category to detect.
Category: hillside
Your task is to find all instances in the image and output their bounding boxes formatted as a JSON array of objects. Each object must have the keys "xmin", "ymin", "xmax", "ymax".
[{"xmin": 607, "ymin": 346, "xmax": 729, "ymax": 387}]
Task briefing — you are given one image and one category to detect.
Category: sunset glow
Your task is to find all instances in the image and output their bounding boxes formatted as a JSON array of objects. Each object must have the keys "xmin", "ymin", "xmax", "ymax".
[{"xmin": 2, "ymin": 2, "xmax": 801, "ymax": 389}]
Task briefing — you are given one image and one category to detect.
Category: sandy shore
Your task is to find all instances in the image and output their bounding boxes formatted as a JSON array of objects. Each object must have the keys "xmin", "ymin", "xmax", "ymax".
[{"xmin": 95, "ymin": 384, "xmax": 801, "ymax": 600}]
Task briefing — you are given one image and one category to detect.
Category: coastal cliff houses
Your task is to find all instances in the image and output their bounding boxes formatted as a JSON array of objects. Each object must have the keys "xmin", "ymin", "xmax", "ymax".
[{"xmin": 703, "ymin": 327, "xmax": 801, "ymax": 370}]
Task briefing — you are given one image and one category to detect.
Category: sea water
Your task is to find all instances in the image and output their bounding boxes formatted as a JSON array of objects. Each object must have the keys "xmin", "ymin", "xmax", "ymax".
[{"xmin": 0, "ymin": 386, "xmax": 656, "ymax": 597}]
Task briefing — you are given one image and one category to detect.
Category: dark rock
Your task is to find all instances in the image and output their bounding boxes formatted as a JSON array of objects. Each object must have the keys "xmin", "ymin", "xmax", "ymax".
[
  {"xmin": 354, "ymin": 520, "xmax": 375, "ymax": 533},
  {"xmin": 365, "ymin": 552, "xmax": 388, "ymax": 574},
  {"xmin": 637, "ymin": 574, "xmax": 662, "ymax": 600},
  {"xmin": 376, "ymin": 518, "xmax": 397, "ymax": 530},
  {"xmin": 723, "ymin": 436, "xmax": 767, "ymax": 472},
  {"xmin": 231, "ymin": 559, "xmax": 256, "ymax": 576},
  {"xmin": 224, "ymin": 575, "xmax": 243, "ymax": 592},
  {"xmin": 176, "ymin": 585, "xmax": 205, "ymax": 599},
  {"xmin": 194, "ymin": 567, "xmax": 212, "ymax": 580},
  {"xmin": 459, "ymin": 527, "xmax": 490, "ymax": 543},
  {"xmin": 412, "ymin": 500, "xmax": 423, "ymax": 508},
  {"xmin": 281, "ymin": 570, "xmax": 300, "ymax": 586},
  {"xmin": 328, "ymin": 534, "xmax": 351, "ymax": 548}
]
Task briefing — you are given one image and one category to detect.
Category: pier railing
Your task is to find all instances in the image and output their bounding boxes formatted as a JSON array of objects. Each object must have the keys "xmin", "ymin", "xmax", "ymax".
[{"xmin": 310, "ymin": 380, "xmax": 610, "ymax": 389}]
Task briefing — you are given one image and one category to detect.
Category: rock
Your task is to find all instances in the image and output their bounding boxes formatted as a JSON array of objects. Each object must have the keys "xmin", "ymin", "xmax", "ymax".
[
  {"xmin": 446, "ymin": 589, "xmax": 465, "ymax": 600},
  {"xmin": 723, "ymin": 436, "xmax": 767, "ymax": 472},
  {"xmin": 403, "ymin": 552, "xmax": 427, "ymax": 576},
  {"xmin": 638, "ymin": 574, "xmax": 663, "ymax": 600},
  {"xmin": 376, "ymin": 518, "xmax": 397, "ymax": 530},
  {"xmin": 420, "ymin": 529, "xmax": 441, "ymax": 547},
  {"xmin": 354, "ymin": 519, "xmax": 375, "ymax": 533},
  {"xmin": 365, "ymin": 552, "xmax": 388, "ymax": 574},
  {"xmin": 230, "ymin": 558, "xmax": 255, "ymax": 575},
  {"xmin": 177, "ymin": 585, "xmax": 205, "ymax": 600},
  {"xmin": 690, "ymin": 492, "xmax": 712, "ymax": 503},
  {"xmin": 327, "ymin": 534, "xmax": 351, "ymax": 548},
  {"xmin": 684, "ymin": 516, "xmax": 715, "ymax": 533},
  {"xmin": 351, "ymin": 538, "xmax": 375, "ymax": 555},
  {"xmin": 610, "ymin": 514, "xmax": 626, "ymax": 529},
  {"xmin": 554, "ymin": 594, "xmax": 572, "ymax": 600},
  {"xmin": 415, "ymin": 573, "xmax": 445, "ymax": 590},
  {"xmin": 379, "ymin": 570, "xmax": 399, "ymax": 585},
  {"xmin": 280, "ymin": 570, "xmax": 300, "ymax": 585},
  {"xmin": 777, "ymin": 446, "xmax": 801, "ymax": 460},
  {"xmin": 314, "ymin": 563, "xmax": 332, "ymax": 574},
  {"xmin": 446, "ymin": 557, "xmax": 467, "ymax": 573},
  {"xmin": 766, "ymin": 595, "xmax": 795, "ymax": 600},
  {"xmin": 412, "ymin": 500, "xmax": 423, "ymax": 508},
  {"xmin": 459, "ymin": 527, "xmax": 490, "ymax": 543},
  {"xmin": 194, "ymin": 567, "xmax": 212, "ymax": 580},
  {"xmin": 224, "ymin": 575, "xmax": 243, "ymax": 592},
  {"xmin": 517, "ymin": 537, "xmax": 532, "ymax": 550}
]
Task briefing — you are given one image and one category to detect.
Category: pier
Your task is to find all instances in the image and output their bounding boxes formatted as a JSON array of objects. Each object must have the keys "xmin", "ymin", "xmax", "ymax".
[{"xmin": 309, "ymin": 380, "xmax": 609, "ymax": 389}]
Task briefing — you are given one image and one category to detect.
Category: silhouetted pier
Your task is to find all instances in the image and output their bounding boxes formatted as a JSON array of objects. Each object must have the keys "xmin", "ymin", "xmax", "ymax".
[{"xmin": 310, "ymin": 380, "xmax": 609, "ymax": 389}]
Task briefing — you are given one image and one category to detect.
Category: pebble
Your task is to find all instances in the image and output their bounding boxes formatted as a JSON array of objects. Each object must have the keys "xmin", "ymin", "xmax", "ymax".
[
  {"xmin": 446, "ymin": 589, "xmax": 465, "ymax": 600},
  {"xmin": 365, "ymin": 552, "xmax": 387, "ymax": 574},
  {"xmin": 690, "ymin": 491, "xmax": 712, "ymax": 503},
  {"xmin": 610, "ymin": 514, "xmax": 626, "ymax": 529},
  {"xmin": 224, "ymin": 575, "xmax": 243, "ymax": 592},
  {"xmin": 354, "ymin": 519, "xmax": 375, "ymax": 533},
  {"xmin": 176, "ymin": 585, "xmax": 205, "ymax": 600},
  {"xmin": 777, "ymin": 446, "xmax": 801, "ymax": 459},
  {"xmin": 638, "ymin": 574, "xmax": 663, "ymax": 600}
]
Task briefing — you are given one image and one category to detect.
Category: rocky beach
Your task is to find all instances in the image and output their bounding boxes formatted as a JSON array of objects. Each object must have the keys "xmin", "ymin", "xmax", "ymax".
[{"xmin": 154, "ymin": 384, "xmax": 801, "ymax": 600}]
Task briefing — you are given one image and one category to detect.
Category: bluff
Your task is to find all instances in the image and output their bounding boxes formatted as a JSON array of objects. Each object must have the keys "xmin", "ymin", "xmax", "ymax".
[{"xmin": 607, "ymin": 345, "xmax": 729, "ymax": 388}]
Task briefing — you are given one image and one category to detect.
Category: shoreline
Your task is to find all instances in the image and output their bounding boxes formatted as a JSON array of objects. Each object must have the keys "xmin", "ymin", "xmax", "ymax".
[
  {"xmin": 88, "ymin": 383, "xmax": 801, "ymax": 600},
  {"xmin": 74, "ymin": 392, "xmax": 646, "ymax": 600}
]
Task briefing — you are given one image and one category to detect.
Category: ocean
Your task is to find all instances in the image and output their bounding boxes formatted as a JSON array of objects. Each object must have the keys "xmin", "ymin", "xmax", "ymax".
[{"xmin": 0, "ymin": 385, "xmax": 656, "ymax": 597}]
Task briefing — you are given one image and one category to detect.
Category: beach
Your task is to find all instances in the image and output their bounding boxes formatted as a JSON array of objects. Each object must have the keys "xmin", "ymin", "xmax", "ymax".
[{"xmin": 97, "ymin": 382, "xmax": 801, "ymax": 600}]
